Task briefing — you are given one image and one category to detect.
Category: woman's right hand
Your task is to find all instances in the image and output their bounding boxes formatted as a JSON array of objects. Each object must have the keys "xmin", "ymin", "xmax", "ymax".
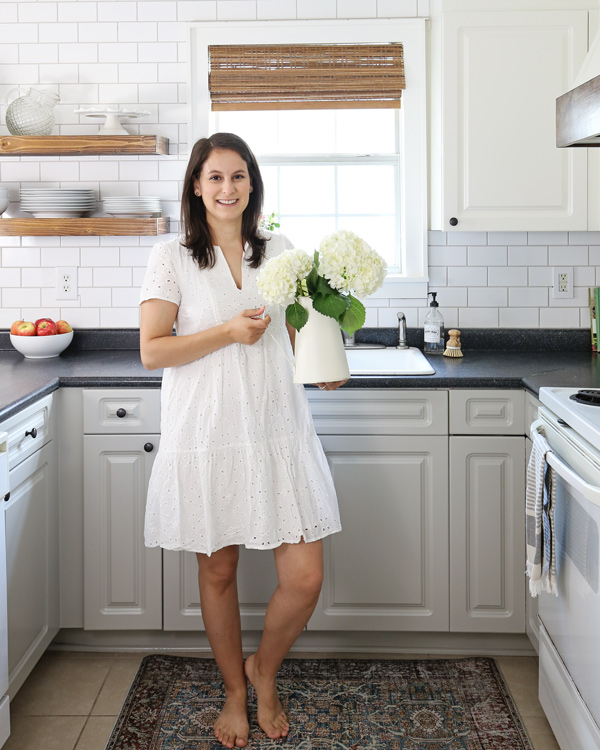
[{"xmin": 227, "ymin": 305, "xmax": 271, "ymax": 345}]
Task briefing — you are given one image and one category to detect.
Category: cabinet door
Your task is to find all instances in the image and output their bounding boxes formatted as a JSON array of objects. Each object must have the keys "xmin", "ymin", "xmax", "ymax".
[
  {"xmin": 439, "ymin": 11, "xmax": 587, "ymax": 231},
  {"xmin": 308, "ymin": 435, "xmax": 449, "ymax": 631},
  {"xmin": 6, "ymin": 441, "xmax": 59, "ymax": 696},
  {"xmin": 83, "ymin": 434, "xmax": 162, "ymax": 630},
  {"xmin": 450, "ymin": 436, "xmax": 526, "ymax": 633},
  {"xmin": 163, "ymin": 547, "xmax": 279, "ymax": 631}
]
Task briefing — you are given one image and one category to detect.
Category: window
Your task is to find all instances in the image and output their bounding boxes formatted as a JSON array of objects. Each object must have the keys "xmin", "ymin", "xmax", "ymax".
[{"xmin": 189, "ymin": 19, "xmax": 428, "ymax": 296}]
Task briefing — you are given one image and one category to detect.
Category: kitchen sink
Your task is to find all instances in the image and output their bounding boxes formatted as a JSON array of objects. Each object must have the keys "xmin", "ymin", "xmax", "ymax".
[{"xmin": 345, "ymin": 346, "xmax": 435, "ymax": 375}]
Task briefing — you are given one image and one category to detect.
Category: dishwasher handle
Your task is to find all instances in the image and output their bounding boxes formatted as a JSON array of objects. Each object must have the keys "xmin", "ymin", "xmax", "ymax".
[{"xmin": 531, "ymin": 419, "xmax": 600, "ymax": 507}]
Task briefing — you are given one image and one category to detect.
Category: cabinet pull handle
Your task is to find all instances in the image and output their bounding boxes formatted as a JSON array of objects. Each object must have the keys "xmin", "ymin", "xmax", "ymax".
[
  {"xmin": 449, "ymin": 217, "xmax": 458, "ymax": 227},
  {"xmin": 144, "ymin": 443, "xmax": 154, "ymax": 453},
  {"xmin": 3, "ymin": 493, "xmax": 9, "ymax": 502},
  {"xmin": 116, "ymin": 408, "xmax": 127, "ymax": 418},
  {"xmin": 25, "ymin": 427, "xmax": 37, "ymax": 439}
]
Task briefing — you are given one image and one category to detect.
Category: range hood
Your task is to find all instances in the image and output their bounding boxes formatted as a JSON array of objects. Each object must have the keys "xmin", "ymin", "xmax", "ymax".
[{"xmin": 557, "ymin": 29, "xmax": 600, "ymax": 147}]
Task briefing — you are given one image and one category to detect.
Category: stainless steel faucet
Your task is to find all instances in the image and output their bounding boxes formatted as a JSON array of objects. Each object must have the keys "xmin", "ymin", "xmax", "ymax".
[{"xmin": 396, "ymin": 312, "xmax": 408, "ymax": 349}]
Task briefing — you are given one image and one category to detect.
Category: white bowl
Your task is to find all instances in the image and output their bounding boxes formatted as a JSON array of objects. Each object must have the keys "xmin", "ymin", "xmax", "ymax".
[{"xmin": 10, "ymin": 331, "xmax": 73, "ymax": 359}]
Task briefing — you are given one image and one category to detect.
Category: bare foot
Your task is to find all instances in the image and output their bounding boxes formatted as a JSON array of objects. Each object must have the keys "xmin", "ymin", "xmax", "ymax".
[
  {"xmin": 244, "ymin": 654, "xmax": 290, "ymax": 740},
  {"xmin": 214, "ymin": 690, "xmax": 249, "ymax": 749}
]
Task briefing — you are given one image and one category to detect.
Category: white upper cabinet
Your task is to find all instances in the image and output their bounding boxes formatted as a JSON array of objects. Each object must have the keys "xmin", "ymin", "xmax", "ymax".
[{"xmin": 432, "ymin": 10, "xmax": 588, "ymax": 231}]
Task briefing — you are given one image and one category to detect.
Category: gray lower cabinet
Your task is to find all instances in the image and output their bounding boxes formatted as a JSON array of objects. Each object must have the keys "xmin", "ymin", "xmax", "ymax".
[
  {"xmin": 449, "ymin": 436, "xmax": 526, "ymax": 632},
  {"xmin": 83, "ymin": 433, "xmax": 162, "ymax": 629},
  {"xmin": 3, "ymin": 394, "xmax": 59, "ymax": 697},
  {"xmin": 308, "ymin": 434, "xmax": 449, "ymax": 631}
]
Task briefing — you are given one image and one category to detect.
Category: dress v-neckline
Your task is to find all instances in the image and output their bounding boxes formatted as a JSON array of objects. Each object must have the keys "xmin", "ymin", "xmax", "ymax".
[{"xmin": 216, "ymin": 245, "xmax": 244, "ymax": 291}]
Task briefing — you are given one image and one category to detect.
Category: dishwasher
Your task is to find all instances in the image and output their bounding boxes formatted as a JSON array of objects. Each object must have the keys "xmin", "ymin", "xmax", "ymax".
[{"xmin": 0, "ymin": 433, "xmax": 10, "ymax": 746}]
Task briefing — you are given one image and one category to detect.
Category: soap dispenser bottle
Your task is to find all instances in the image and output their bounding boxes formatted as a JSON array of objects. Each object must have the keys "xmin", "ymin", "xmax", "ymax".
[{"xmin": 424, "ymin": 292, "xmax": 444, "ymax": 354}]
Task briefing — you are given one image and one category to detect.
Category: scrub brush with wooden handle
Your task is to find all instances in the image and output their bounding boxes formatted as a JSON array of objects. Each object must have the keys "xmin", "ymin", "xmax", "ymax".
[{"xmin": 443, "ymin": 329, "xmax": 463, "ymax": 358}]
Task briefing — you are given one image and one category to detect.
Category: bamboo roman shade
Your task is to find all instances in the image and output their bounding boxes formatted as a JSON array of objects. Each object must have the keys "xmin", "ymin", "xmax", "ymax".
[{"xmin": 208, "ymin": 43, "xmax": 405, "ymax": 111}]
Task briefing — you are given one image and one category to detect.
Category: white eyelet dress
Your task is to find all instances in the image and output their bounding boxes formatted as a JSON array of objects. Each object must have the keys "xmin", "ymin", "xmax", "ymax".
[{"xmin": 139, "ymin": 231, "xmax": 342, "ymax": 556}]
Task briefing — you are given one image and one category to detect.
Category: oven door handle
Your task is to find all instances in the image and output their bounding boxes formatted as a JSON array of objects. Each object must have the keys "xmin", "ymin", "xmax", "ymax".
[{"xmin": 531, "ymin": 419, "xmax": 600, "ymax": 507}]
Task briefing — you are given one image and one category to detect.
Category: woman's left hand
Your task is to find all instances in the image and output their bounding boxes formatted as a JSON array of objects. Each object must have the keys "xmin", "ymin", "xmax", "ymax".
[{"xmin": 313, "ymin": 379, "xmax": 349, "ymax": 391}]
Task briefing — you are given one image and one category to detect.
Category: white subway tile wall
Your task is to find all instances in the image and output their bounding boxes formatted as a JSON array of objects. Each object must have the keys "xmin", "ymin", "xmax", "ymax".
[{"xmin": 0, "ymin": 0, "xmax": 592, "ymax": 329}]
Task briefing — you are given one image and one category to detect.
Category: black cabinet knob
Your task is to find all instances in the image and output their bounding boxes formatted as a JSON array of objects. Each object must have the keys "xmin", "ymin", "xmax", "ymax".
[
  {"xmin": 116, "ymin": 408, "xmax": 127, "ymax": 418},
  {"xmin": 25, "ymin": 427, "xmax": 37, "ymax": 439},
  {"xmin": 449, "ymin": 217, "xmax": 458, "ymax": 227},
  {"xmin": 144, "ymin": 443, "xmax": 154, "ymax": 453},
  {"xmin": 4, "ymin": 493, "xmax": 9, "ymax": 502}
]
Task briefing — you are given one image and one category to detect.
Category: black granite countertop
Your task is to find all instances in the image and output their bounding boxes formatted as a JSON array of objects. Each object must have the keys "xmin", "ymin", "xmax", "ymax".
[{"xmin": 1, "ymin": 332, "xmax": 598, "ymax": 423}]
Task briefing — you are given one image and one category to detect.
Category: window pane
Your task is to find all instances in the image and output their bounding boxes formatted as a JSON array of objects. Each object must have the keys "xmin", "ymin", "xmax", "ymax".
[
  {"xmin": 337, "ymin": 164, "xmax": 396, "ymax": 215},
  {"xmin": 338, "ymin": 215, "xmax": 397, "ymax": 268},
  {"xmin": 215, "ymin": 109, "xmax": 395, "ymax": 155},
  {"xmin": 261, "ymin": 165, "xmax": 279, "ymax": 216},
  {"xmin": 279, "ymin": 165, "xmax": 336, "ymax": 215},
  {"xmin": 277, "ymin": 216, "xmax": 337, "ymax": 251}
]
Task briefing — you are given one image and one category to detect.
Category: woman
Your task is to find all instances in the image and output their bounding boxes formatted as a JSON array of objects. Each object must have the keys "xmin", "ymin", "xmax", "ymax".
[{"xmin": 139, "ymin": 133, "xmax": 345, "ymax": 749}]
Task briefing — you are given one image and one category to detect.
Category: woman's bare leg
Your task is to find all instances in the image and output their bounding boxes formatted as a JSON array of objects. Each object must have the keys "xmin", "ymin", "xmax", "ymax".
[
  {"xmin": 245, "ymin": 539, "xmax": 323, "ymax": 739},
  {"xmin": 196, "ymin": 547, "xmax": 249, "ymax": 749}
]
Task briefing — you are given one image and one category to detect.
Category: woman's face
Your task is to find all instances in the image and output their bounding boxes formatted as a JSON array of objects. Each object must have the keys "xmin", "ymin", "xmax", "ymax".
[{"xmin": 194, "ymin": 148, "xmax": 252, "ymax": 229}]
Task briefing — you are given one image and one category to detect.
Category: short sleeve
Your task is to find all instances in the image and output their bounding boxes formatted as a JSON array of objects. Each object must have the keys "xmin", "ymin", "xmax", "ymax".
[{"xmin": 139, "ymin": 241, "xmax": 182, "ymax": 306}]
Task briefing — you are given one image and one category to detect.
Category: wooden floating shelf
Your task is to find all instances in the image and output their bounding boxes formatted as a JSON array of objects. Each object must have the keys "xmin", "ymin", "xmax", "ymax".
[
  {"xmin": 0, "ymin": 135, "xmax": 169, "ymax": 156},
  {"xmin": 0, "ymin": 218, "xmax": 170, "ymax": 236}
]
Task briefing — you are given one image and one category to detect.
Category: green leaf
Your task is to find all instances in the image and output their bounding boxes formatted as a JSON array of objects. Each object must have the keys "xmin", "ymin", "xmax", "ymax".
[
  {"xmin": 339, "ymin": 295, "xmax": 366, "ymax": 335},
  {"xmin": 286, "ymin": 301, "xmax": 309, "ymax": 331},
  {"xmin": 305, "ymin": 265, "xmax": 319, "ymax": 295},
  {"xmin": 316, "ymin": 274, "xmax": 337, "ymax": 297},
  {"xmin": 312, "ymin": 291, "xmax": 350, "ymax": 321}
]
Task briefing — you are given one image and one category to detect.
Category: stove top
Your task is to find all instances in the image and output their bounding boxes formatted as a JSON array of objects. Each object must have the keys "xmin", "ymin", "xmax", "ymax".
[{"xmin": 539, "ymin": 387, "xmax": 600, "ymax": 449}]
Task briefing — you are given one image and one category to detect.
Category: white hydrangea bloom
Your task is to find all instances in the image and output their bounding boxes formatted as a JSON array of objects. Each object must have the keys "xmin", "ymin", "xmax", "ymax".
[
  {"xmin": 257, "ymin": 247, "xmax": 313, "ymax": 305},
  {"xmin": 318, "ymin": 230, "xmax": 387, "ymax": 298}
]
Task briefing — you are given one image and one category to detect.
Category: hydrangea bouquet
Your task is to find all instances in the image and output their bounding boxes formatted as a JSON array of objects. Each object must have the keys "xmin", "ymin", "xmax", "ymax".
[{"xmin": 257, "ymin": 230, "xmax": 386, "ymax": 335}]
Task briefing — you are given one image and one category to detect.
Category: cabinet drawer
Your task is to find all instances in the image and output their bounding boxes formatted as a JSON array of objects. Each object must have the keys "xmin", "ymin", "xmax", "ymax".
[
  {"xmin": 83, "ymin": 389, "xmax": 161, "ymax": 434},
  {"xmin": 525, "ymin": 392, "xmax": 541, "ymax": 435},
  {"xmin": 1, "ymin": 394, "xmax": 54, "ymax": 470},
  {"xmin": 449, "ymin": 390, "xmax": 524, "ymax": 435},
  {"xmin": 307, "ymin": 389, "xmax": 448, "ymax": 435}
]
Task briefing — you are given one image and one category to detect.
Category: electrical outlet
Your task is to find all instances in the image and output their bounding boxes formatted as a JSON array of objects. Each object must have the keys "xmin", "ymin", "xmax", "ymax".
[
  {"xmin": 552, "ymin": 266, "xmax": 573, "ymax": 299},
  {"xmin": 55, "ymin": 266, "xmax": 78, "ymax": 301}
]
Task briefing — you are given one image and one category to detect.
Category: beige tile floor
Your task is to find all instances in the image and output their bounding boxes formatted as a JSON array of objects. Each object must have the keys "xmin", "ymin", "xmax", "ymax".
[{"xmin": 3, "ymin": 650, "xmax": 559, "ymax": 749}]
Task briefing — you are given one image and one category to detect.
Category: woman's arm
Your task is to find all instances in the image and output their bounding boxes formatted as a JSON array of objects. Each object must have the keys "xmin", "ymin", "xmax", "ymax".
[{"xmin": 140, "ymin": 298, "xmax": 271, "ymax": 370}]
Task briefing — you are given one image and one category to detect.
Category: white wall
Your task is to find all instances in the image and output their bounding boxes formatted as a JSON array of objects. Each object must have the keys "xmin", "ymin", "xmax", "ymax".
[{"xmin": 0, "ymin": 0, "xmax": 594, "ymax": 329}]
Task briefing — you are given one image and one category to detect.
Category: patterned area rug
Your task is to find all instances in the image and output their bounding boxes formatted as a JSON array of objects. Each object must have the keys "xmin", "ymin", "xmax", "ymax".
[{"xmin": 106, "ymin": 655, "xmax": 533, "ymax": 749}]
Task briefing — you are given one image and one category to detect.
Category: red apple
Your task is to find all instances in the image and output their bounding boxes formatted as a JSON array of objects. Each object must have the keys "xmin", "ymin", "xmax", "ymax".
[
  {"xmin": 13, "ymin": 321, "xmax": 36, "ymax": 336},
  {"xmin": 34, "ymin": 317, "xmax": 55, "ymax": 328},
  {"xmin": 55, "ymin": 319, "xmax": 72, "ymax": 334},
  {"xmin": 36, "ymin": 320, "xmax": 57, "ymax": 336},
  {"xmin": 10, "ymin": 320, "xmax": 24, "ymax": 335}
]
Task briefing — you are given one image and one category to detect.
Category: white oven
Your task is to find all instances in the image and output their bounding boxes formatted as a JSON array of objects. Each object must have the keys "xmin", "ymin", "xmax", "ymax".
[{"xmin": 534, "ymin": 387, "xmax": 600, "ymax": 749}]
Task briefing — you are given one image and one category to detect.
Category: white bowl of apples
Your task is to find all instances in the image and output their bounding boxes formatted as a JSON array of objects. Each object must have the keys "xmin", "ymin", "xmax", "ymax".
[{"xmin": 10, "ymin": 318, "xmax": 73, "ymax": 359}]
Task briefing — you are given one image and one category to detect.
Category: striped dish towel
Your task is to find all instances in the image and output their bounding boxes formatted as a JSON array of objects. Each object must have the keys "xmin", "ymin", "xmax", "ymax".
[{"xmin": 526, "ymin": 427, "xmax": 558, "ymax": 597}]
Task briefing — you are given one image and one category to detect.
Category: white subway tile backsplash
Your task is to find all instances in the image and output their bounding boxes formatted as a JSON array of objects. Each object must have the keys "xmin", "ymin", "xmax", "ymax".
[
  {"xmin": 120, "ymin": 247, "xmax": 153, "ymax": 266},
  {"xmin": 427, "ymin": 230, "xmax": 447, "ymax": 245},
  {"xmin": 119, "ymin": 63, "xmax": 158, "ymax": 83},
  {"xmin": 467, "ymin": 246, "xmax": 506, "ymax": 266},
  {"xmin": 79, "ymin": 23, "xmax": 118, "ymax": 43},
  {"xmin": 98, "ymin": 2, "xmax": 136, "ymax": 22},
  {"xmin": 297, "ymin": 0, "xmax": 336, "ymax": 18},
  {"xmin": 78, "ymin": 268, "xmax": 93, "ymax": 286},
  {"xmin": 138, "ymin": 1, "xmax": 177, "ymax": 21},
  {"xmin": 528, "ymin": 231, "xmax": 568, "ymax": 245},
  {"xmin": 57, "ymin": 2, "xmax": 97, "ymax": 22},
  {"xmin": 40, "ymin": 161, "xmax": 79, "ymax": 182},
  {"xmin": 337, "ymin": 0, "xmax": 377, "ymax": 17},
  {"xmin": 428, "ymin": 266, "xmax": 447, "ymax": 286},
  {"xmin": 574, "ymin": 266, "xmax": 596, "ymax": 286},
  {"xmin": 3, "ymin": 288, "xmax": 40, "ymax": 308},
  {"xmin": 139, "ymin": 43, "xmax": 179, "ymax": 63},
  {"xmin": 0, "ymin": 63, "xmax": 39, "ymax": 84},
  {"xmin": 468, "ymin": 287, "xmax": 506, "ymax": 307},
  {"xmin": 100, "ymin": 307, "xmax": 139, "ymax": 327},
  {"xmin": 0, "ymin": 269, "xmax": 20, "ymax": 287},
  {"xmin": 0, "ymin": 45, "xmax": 18, "ymax": 64},
  {"xmin": 81, "ymin": 247, "xmax": 119, "ymax": 267},
  {"xmin": 79, "ymin": 287, "xmax": 112, "ymax": 306},
  {"xmin": 41, "ymin": 247, "xmax": 80, "ymax": 265},
  {"xmin": 98, "ymin": 43, "xmax": 138, "ymax": 63},
  {"xmin": 528, "ymin": 267, "xmax": 553, "ymax": 286},
  {"xmin": 257, "ymin": 0, "xmax": 296, "ymax": 18},
  {"xmin": 509, "ymin": 287, "xmax": 548, "ymax": 307},
  {"xmin": 22, "ymin": 268, "xmax": 54, "ymax": 287},
  {"xmin": 549, "ymin": 245, "xmax": 588, "ymax": 266},
  {"xmin": 428, "ymin": 245, "xmax": 466, "ymax": 266},
  {"xmin": 118, "ymin": 22, "xmax": 158, "ymax": 42},
  {"xmin": 540, "ymin": 307, "xmax": 580, "ymax": 327},
  {"xmin": 488, "ymin": 267, "xmax": 528, "ymax": 287},
  {"xmin": 66, "ymin": 308, "xmax": 100, "ymax": 327},
  {"xmin": 19, "ymin": 44, "xmax": 59, "ymax": 64},
  {"xmin": 159, "ymin": 63, "xmax": 188, "ymax": 83},
  {"xmin": 177, "ymin": 1, "xmax": 218, "ymax": 21},
  {"xmin": 39, "ymin": 22, "xmax": 76, "ymax": 43},
  {"xmin": 97, "ymin": 83, "xmax": 138, "ymax": 103},
  {"xmin": 58, "ymin": 44, "xmax": 98, "ymax": 64},
  {"xmin": 139, "ymin": 83, "xmax": 179, "ymax": 103},
  {"xmin": 93, "ymin": 267, "xmax": 132, "ymax": 286},
  {"xmin": 158, "ymin": 21, "xmax": 189, "ymax": 41},
  {"xmin": 459, "ymin": 307, "xmax": 498, "ymax": 328},
  {"xmin": 435, "ymin": 287, "xmax": 467, "ymax": 306},
  {"xmin": 488, "ymin": 231, "xmax": 527, "ymax": 246},
  {"xmin": 19, "ymin": 2, "xmax": 57, "ymax": 22},
  {"xmin": 447, "ymin": 231, "xmax": 487, "ymax": 246},
  {"xmin": 569, "ymin": 231, "xmax": 600, "ymax": 245},
  {"xmin": 40, "ymin": 63, "xmax": 79, "ymax": 83},
  {"xmin": 377, "ymin": 0, "xmax": 417, "ymax": 17},
  {"xmin": 79, "ymin": 63, "xmax": 119, "ymax": 84},
  {"xmin": 112, "ymin": 287, "xmax": 143, "ymax": 306},
  {"xmin": 118, "ymin": 161, "xmax": 159, "ymax": 182},
  {"xmin": 217, "ymin": 1, "xmax": 257, "ymax": 20},
  {"xmin": 1, "ymin": 162, "xmax": 40, "ymax": 182},
  {"xmin": 447, "ymin": 266, "xmax": 487, "ymax": 287},
  {"xmin": 4, "ymin": 24, "xmax": 38, "ymax": 44},
  {"xmin": 499, "ymin": 307, "xmax": 540, "ymax": 328},
  {"xmin": 507, "ymin": 245, "xmax": 548, "ymax": 266}
]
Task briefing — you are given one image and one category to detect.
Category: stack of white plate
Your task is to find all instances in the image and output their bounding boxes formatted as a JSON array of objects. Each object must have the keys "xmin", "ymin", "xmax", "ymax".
[
  {"xmin": 20, "ymin": 189, "xmax": 96, "ymax": 218},
  {"xmin": 102, "ymin": 196, "xmax": 162, "ymax": 218}
]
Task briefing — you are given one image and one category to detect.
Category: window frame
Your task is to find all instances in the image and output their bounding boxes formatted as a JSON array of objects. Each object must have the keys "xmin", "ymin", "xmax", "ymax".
[{"xmin": 188, "ymin": 18, "xmax": 428, "ymax": 295}]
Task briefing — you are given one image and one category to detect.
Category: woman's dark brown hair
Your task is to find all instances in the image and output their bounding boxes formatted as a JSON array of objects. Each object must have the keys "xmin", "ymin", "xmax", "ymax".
[{"xmin": 181, "ymin": 133, "xmax": 266, "ymax": 269}]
